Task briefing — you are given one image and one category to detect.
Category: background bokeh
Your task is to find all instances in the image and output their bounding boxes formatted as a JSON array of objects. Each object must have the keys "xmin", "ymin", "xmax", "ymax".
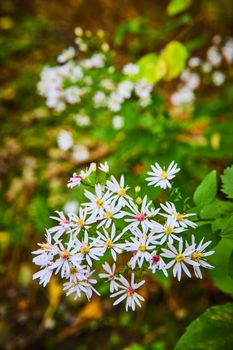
[{"xmin": 0, "ymin": 1, "xmax": 233, "ymax": 349}]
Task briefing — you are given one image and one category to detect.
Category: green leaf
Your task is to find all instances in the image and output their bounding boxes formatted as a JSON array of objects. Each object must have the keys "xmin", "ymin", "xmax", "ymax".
[
  {"xmin": 221, "ymin": 165, "xmax": 233, "ymax": 199},
  {"xmin": 174, "ymin": 303, "xmax": 233, "ymax": 350},
  {"xmin": 136, "ymin": 53, "xmax": 167, "ymax": 83},
  {"xmin": 228, "ymin": 250, "xmax": 233, "ymax": 279},
  {"xmin": 193, "ymin": 170, "xmax": 217, "ymax": 206},
  {"xmin": 221, "ymin": 215, "xmax": 233, "ymax": 239},
  {"xmin": 208, "ymin": 238, "xmax": 233, "ymax": 295},
  {"xmin": 159, "ymin": 41, "xmax": 188, "ymax": 80},
  {"xmin": 200, "ymin": 199, "xmax": 233, "ymax": 220},
  {"xmin": 167, "ymin": 0, "xmax": 192, "ymax": 16}
]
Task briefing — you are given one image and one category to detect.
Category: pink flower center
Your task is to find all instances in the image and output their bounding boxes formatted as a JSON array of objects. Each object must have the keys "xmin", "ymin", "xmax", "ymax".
[
  {"xmin": 61, "ymin": 219, "xmax": 70, "ymax": 226},
  {"xmin": 126, "ymin": 286, "xmax": 134, "ymax": 296},
  {"xmin": 152, "ymin": 255, "xmax": 160, "ymax": 264},
  {"xmin": 135, "ymin": 213, "xmax": 145, "ymax": 221},
  {"xmin": 74, "ymin": 175, "xmax": 82, "ymax": 180}
]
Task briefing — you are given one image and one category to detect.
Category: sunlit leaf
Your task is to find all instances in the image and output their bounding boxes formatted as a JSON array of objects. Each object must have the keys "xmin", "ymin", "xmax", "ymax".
[
  {"xmin": 193, "ymin": 170, "xmax": 217, "ymax": 206},
  {"xmin": 167, "ymin": 0, "xmax": 192, "ymax": 16}
]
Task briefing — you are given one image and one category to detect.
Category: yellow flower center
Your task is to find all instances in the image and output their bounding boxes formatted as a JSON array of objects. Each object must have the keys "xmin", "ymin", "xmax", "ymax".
[
  {"xmin": 176, "ymin": 253, "xmax": 184, "ymax": 262},
  {"xmin": 192, "ymin": 251, "xmax": 202, "ymax": 262},
  {"xmin": 105, "ymin": 239, "xmax": 113, "ymax": 249},
  {"xmin": 105, "ymin": 211, "xmax": 112, "ymax": 219},
  {"xmin": 81, "ymin": 245, "xmax": 90, "ymax": 254},
  {"xmin": 176, "ymin": 213, "xmax": 183, "ymax": 221},
  {"xmin": 164, "ymin": 225, "xmax": 173, "ymax": 235},
  {"xmin": 42, "ymin": 243, "xmax": 51, "ymax": 250},
  {"xmin": 60, "ymin": 250, "xmax": 69, "ymax": 260},
  {"xmin": 96, "ymin": 198, "xmax": 104, "ymax": 207},
  {"xmin": 77, "ymin": 218, "xmax": 85, "ymax": 228},
  {"xmin": 70, "ymin": 266, "xmax": 77, "ymax": 274},
  {"xmin": 118, "ymin": 188, "xmax": 126, "ymax": 197},
  {"xmin": 160, "ymin": 170, "xmax": 168, "ymax": 180},
  {"xmin": 138, "ymin": 244, "xmax": 146, "ymax": 252}
]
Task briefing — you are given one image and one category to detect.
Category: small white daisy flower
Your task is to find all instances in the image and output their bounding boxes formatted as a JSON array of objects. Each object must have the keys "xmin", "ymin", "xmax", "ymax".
[
  {"xmin": 99, "ymin": 262, "xmax": 119, "ymax": 292},
  {"xmin": 111, "ymin": 273, "xmax": 145, "ymax": 311},
  {"xmin": 146, "ymin": 161, "xmax": 180, "ymax": 189}
]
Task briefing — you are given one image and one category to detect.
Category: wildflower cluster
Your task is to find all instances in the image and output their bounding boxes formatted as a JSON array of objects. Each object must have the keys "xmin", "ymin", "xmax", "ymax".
[
  {"xmin": 171, "ymin": 35, "xmax": 233, "ymax": 107},
  {"xmin": 32, "ymin": 161, "xmax": 214, "ymax": 311}
]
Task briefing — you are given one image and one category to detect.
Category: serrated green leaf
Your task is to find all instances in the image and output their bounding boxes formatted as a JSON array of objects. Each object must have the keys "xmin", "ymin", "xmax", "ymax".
[
  {"xmin": 221, "ymin": 215, "xmax": 233, "ymax": 239},
  {"xmin": 221, "ymin": 165, "xmax": 233, "ymax": 199},
  {"xmin": 193, "ymin": 170, "xmax": 217, "ymax": 206},
  {"xmin": 174, "ymin": 303, "xmax": 233, "ymax": 350}
]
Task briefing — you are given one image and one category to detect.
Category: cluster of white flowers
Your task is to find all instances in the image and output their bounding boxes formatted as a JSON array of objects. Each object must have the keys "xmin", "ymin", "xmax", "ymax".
[
  {"xmin": 33, "ymin": 160, "xmax": 214, "ymax": 311},
  {"xmin": 38, "ymin": 29, "xmax": 156, "ymax": 137},
  {"xmin": 171, "ymin": 35, "xmax": 233, "ymax": 106}
]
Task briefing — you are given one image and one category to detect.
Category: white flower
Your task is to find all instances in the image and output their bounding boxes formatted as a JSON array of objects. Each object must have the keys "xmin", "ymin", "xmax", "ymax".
[
  {"xmin": 151, "ymin": 216, "xmax": 185, "ymax": 245},
  {"xmin": 69, "ymin": 207, "xmax": 94, "ymax": 234},
  {"xmin": 148, "ymin": 252, "xmax": 168, "ymax": 276},
  {"xmin": 135, "ymin": 79, "xmax": 153, "ymax": 99},
  {"xmin": 125, "ymin": 228, "xmax": 158, "ymax": 269},
  {"xmin": 75, "ymin": 114, "xmax": 91, "ymax": 127},
  {"xmin": 95, "ymin": 224, "xmax": 124, "ymax": 261},
  {"xmin": 97, "ymin": 204, "xmax": 121, "ymax": 229},
  {"xmin": 188, "ymin": 236, "xmax": 214, "ymax": 279},
  {"xmin": 181, "ymin": 70, "xmax": 200, "ymax": 90},
  {"xmin": 63, "ymin": 200, "xmax": 79, "ymax": 214},
  {"xmin": 112, "ymin": 115, "xmax": 124, "ymax": 130},
  {"xmin": 93, "ymin": 91, "xmax": 107, "ymax": 108},
  {"xmin": 170, "ymin": 86, "xmax": 195, "ymax": 106},
  {"xmin": 122, "ymin": 63, "xmax": 139, "ymax": 76},
  {"xmin": 101, "ymin": 79, "xmax": 115, "ymax": 91},
  {"xmin": 146, "ymin": 161, "xmax": 180, "ymax": 189},
  {"xmin": 84, "ymin": 184, "xmax": 112, "ymax": 220},
  {"xmin": 57, "ymin": 130, "xmax": 73, "ymax": 151},
  {"xmin": 48, "ymin": 211, "xmax": 72, "ymax": 241},
  {"xmin": 202, "ymin": 61, "xmax": 212, "ymax": 73},
  {"xmin": 106, "ymin": 175, "xmax": 131, "ymax": 208},
  {"xmin": 160, "ymin": 202, "xmax": 197, "ymax": 229},
  {"xmin": 64, "ymin": 267, "xmax": 100, "ymax": 300},
  {"xmin": 66, "ymin": 264, "xmax": 88, "ymax": 282},
  {"xmin": 161, "ymin": 239, "xmax": 199, "ymax": 281},
  {"xmin": 64, "ymin": 86, "xmax": 83, "ymax": 104},
  {"xmin": 212, "ymin": 71, "xmax": 225, "ymax": 86},
  {"xmin": 188, "ymin": 57, "xmax": 201, "ymax": 68},
  {"xmin": 99, "ymin": 262, "xmax": 119, "ymax": 292},
  {"xmin": 98, "ymin": 161, "xmax": 109, "ymax": 173},
  {"xmin": 51, "ymin": 238, "xmax": 82, "ymax": 278},
  {"xmin": 212, "ymin": 35, "xmax": 222, "ymax": 45},
  {"xmin": 119, "ymin": 196, "xmax": 158, "ymax": 232},
  {"xmin": 57, "ymin": 47, "xmax": 75, "ymax": 63},
  {"xmin": 72, "ymin": 144, "xmax": 90, "ymax": 162},
  {"xmin": 75, "ymin": 231, "xmax": 104, "ymax": 266},
  {"xmin": 107, "ymin": 93, "xmax": 123, "ymax": 112},
  {"xmin": 222, "ymin": 38, "xmax": 233, "ymax": 63},
  {"xmin": 207, "ymin": 46, "xmax": 222, "ymax": 66},
  {"xmin": 117, "ymin": 81, "xmax": 134, "ymax": 99},
  {"xmin": 111, "ymin": 273, "xmax": 145, "ymax": 311},
  {"xmin": 67, "ymin": 164, "xmax": 95, "ymax": 188},
  {"xmin": 32, "ymin": 257, "xmax": 53, "ymax": 287},
  {"xmin": 32, "ymin": 231, "xmax": 57, "ymax": 263}
]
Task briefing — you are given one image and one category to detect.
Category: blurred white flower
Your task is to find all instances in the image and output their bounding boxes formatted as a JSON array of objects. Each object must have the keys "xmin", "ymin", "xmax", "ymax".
[
  {"xmin": 75, "ymin": 114, "xmax": 91, "ymax": 127},
  {"xmin": 117, "ymin": 81, "xmax": 134, "ymax": 99},
  {"xmin": 188, "ymin": 57, "xmax": 201, "ymax": 68},
  {"xmin": 112, "ymin": 115, "xmax": 124, "ymax": 130},
  {"xmin": 93, "ymin": 91, "xmax": 107, "ymax": 108},
  {"xmin": 207, "ymin": 46, "xmax": 222, "ymax": 66},
  {"xmin": 63, "ymin": 200, "xmax": 79, "ymax": 214},
  {"xmin": 72, "ymin": 144, "xmax": 90, "ymax": 162},
  {"xmin": 222, "ymin": 38, "xmax": 233, "ymax": 63},
  {"xmin": 171, "ymin": 86, "xmax": 195, "ymax": 106},
  {"xmin": 108, "ymin": 93, "xmax": 123, "ymax": 112},
  {"xmin": 98, "ymin": 161, "xmax": 109, "ymax": 173},
  {"xmin": 57, "ymin": 47, "xmax": 75, "ymax": 63},
  {"xmin": 202, "ymin": 61, "xmax": 212, "ymax": 73},
  {"xmin": 122, "ymin": 63, "xmax": 139, "ymax": 76},
  {"xmin": 57, "ymin": 130, "xmax": 73, "ymax": 151},
  {"xmin": 212, "ymin": 71, "xmax": 225, "ymax": 86}
]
